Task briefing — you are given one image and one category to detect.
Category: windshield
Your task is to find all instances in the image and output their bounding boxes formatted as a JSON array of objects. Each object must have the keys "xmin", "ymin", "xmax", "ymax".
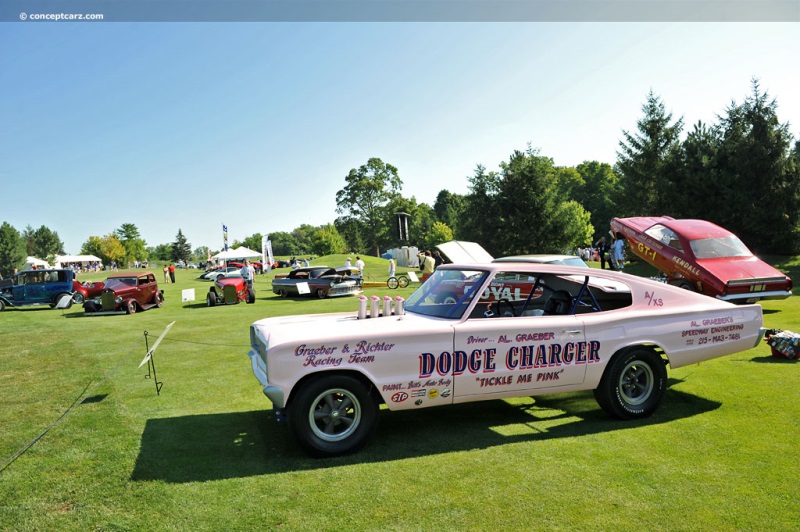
[
  {"xmin": 690, "ymin": 236, "xmax": 751, "ymax": 259},
  {"xmin": 106, "ymin": 277, "xmax": 137, "ymax": 289},
  {"xmin": 404, "ymin": 268, "xmax": 489, "ymax": 319}
]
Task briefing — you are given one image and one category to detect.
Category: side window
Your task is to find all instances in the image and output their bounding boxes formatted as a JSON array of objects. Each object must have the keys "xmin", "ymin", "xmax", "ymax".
[{"xmin": 644, "ymin": 224, "xmax": 683, "ymax": 252}]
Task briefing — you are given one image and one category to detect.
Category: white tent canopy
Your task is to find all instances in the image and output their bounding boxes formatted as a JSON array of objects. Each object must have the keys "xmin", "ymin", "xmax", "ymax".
[
  {"xmin": 211, "ymin": 247, "xmax": 261, "ymax": 261},
  {"xmin": 54, "ymin": 254, "xmax": 103, "ymax": 267},
  {"xmin": 25, "ymin": 256, "xmax": 51, "ymax": 269}
]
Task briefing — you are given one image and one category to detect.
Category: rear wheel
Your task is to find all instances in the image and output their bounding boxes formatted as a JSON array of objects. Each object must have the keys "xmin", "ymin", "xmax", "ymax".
[
  {"xmin": 398, "ymin": 275, "xmax": 410, "ymax": 288},
  {"xmin": 287, "ymin": 374, "xmax": 378, "ymax": 457},
  {"xmin": 0, "ymin": 299, "xmax": 5, "ymax": 312},
  {"xmin": 72, "ymin": 292, "xmax": 85, "ymax": 304},
  {"xmin": 594, "ymin": 348, "xmax": 667, "ymax": 419},
  {"xmin": 278, "ymin": 289, "xmax": 288, "ymax": 298},
  {"xmin": 153, "ymin": 292, "xmax": 163, "ymax": 308}
]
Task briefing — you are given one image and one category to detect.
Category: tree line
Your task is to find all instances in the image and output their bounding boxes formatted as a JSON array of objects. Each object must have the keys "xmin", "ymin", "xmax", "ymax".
[{"xmin": 2, "ymin": 79, "xmax": 798, "ymax": 277}]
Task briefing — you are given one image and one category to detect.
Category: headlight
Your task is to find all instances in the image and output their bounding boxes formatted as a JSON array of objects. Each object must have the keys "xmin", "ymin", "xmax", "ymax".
[{"xmin": 115, "ymin": 296, "xmax": 122, "ymax": 304}]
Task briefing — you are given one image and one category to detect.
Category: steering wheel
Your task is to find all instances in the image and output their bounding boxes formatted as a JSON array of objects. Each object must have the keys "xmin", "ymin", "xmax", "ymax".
[{"xmin": 495, "ymin": 298, "xmax": 516, "ymax": 317}]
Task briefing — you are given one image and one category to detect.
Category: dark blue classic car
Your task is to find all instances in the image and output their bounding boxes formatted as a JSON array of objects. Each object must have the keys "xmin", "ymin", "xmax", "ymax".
[
  {"xmin": 272, "ymin": 266, "xmax": 363, "ymax": 299},
  {"xmin": 0, "ymin": 269, "xmax": 75, "ymax": 311}
]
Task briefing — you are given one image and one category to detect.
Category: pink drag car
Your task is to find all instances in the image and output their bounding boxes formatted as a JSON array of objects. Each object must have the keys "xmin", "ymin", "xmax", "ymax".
[
  {"xmin": 611, "ymin": 216, "xmax": 792, "ymax": 303},
  {"xmin": 247, "ymin": 262, "xmax": 764, "ymax": 457}
]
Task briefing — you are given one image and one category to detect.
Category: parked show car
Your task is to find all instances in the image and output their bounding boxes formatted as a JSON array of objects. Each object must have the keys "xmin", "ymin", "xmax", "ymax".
[
  {"xmin": 271, "ymin": 266, "xmax": 363, "ymax": 299},
  {"xmin": 0, "ymin": 269, "xmax": 75, "ymax": 311},
  {"xmin": 83, "ymin": 272, "xmax": 164, "ymax": 315},
  {"xmin": 71, "ymin": 280, "xmax": 105, "ymax": 304},
  {"xmin": 200, "ymin": 267, "xmax": 240, "ymax": 281},
  {"xmin": 611, "ymin": 216, "xmax": 792, "ymax": 303},
  {"xmin": 248, "ymin": 262, "xmax": 764, "ymax": 457},
  {"xmin": 207, "ymin": 276, "xmax": 256, "ymax": 306}
]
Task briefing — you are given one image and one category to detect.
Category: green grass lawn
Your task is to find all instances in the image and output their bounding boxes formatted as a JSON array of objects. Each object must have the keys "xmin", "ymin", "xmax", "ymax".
[{"xmin": 1, "ymin": 257, "xmax": 799, "ymax": 530}]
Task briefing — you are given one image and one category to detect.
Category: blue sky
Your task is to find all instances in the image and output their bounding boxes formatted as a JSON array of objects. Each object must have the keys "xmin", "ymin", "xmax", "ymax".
[{"xmin": 1, "ymin": 22, "xmax": 798, "ymax": 254}]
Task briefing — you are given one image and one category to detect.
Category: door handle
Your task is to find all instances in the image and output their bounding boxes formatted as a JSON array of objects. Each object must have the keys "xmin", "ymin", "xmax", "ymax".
[{"xmin": 564, "ymin": 329, "xmax": 582, "ymax": 335}]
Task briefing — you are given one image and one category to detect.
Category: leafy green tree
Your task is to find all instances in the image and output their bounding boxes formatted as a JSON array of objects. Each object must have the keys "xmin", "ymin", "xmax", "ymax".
[
  {"xmin": 81, "ymin": 236, "xmax": 104, "ymax": 259},
  {"xmin": 310, "ymin": 224, "xmax": 348, "ymax": 256},
  {"xmin": 433, "ymin": 190, "xmax": 466, "ymax": 238},
  {"xmin": 424, "ymin": 221, "xmax": 454, "ymax": 250},
  {"xmin": 669, "ymin": 121, "xmax": 721, "ymax": 220},
  {"xmin": 0, "ymin": 222, "xmax": 25, "ymax": 277},
  {"xmin": 336, "ymin": 157, "xmax": 403, "ymax": 256},
  {"xmin": 268, "ymin": 231, "xmax": 301, "ymax": 256},
  {"xmin": 616, "ymin": 90, "xmax": 684, "ymax": 215},
  {"xmin": 460, "ymin": 149, "xmax": 593, "ymax": 256},
  {"xmin": 495, "ymin": 147, "xmax": 593, "ymax": 254},
  {"xmin": 115, "ymin": 223, "xmax": 148, "ymax": 263},
  {"xmin": 171, "ymin": 229, "xmax": 192, "ymax": 263},
  {"xmin": 101, "ymin": 235, "xmax": 127, "ymax": 265},
  {"xmin": 573, "ymin": 161, "xmax": 621, "ymax": 241},
  {"xmin": 146, "ymin": 243, "xmax": 173, "ymax": 262},
  {"xmin": 291, "ymin": 225, "xmax": 316, "ymax": 254},
  {"xmin": 21, "ymin": 225, "xmax": 64, "ymax": 260},
  {"xmin": 333, "ymin": 217, "xmax": 365, "ymax": 254},
  {"xmin": 459, "ymin": 165, "xmax": 502, "ymax": 250},
  {"xmin": 193, "ymin": 246, "xmax": 210, "ymax": 263},
  {"xmin": 713, "ymin": 80, "xmax": 800, "ymax": 253}
]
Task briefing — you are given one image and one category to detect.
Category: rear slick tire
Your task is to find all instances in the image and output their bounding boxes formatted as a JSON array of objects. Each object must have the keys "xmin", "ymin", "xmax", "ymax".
[{"xmin": 594, "ymin": 348, "xmax": 667, "ymax": 420}]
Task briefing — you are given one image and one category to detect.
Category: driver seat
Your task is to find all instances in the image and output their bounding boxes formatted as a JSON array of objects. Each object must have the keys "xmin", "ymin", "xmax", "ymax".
[{"xmin": 544, "ymin": 290, "xmax": 573, "ymax": 315}]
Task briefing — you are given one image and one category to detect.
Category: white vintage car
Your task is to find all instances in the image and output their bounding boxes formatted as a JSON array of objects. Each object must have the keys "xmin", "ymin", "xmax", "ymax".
[{"xmin": 247, "ymin": 263, "xmax": 764, "ymax": 457}]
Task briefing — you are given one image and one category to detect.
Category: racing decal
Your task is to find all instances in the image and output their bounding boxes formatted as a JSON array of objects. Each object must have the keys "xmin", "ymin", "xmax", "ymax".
[
  {"xmin": 476, "ymin": 369, "xmax": 566, "ymax": 388},
  {"xmin": 644, "ymin": 290, "xmax": 663, "ymax": 307},
  {"xmin": 294, "ymin": 340, "xmax": 395, "ymax": 367},
  {"xmin": 391, "ymin": 392, "xmax": 409, "ymax": 403},
  {"xmin": 428, "ymin": 389, "xmax": 439, "ymax": 399},
  {"xmin": 672, "ymin": 256, "xmax": 701, "ymax": 276},
  {"xmin": 681, "ymin": 316, "xmax": 743, "ymax": 346},
  {"xmin": 419, "ymin": 341, "xmax": 601, "ymax": 378}
]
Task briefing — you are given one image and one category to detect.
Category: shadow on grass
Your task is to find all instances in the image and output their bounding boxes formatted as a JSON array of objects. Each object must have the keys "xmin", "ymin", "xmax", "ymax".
[{"xmin": 130, "ymin": 388, "xmax": 720, "ymax": 483}]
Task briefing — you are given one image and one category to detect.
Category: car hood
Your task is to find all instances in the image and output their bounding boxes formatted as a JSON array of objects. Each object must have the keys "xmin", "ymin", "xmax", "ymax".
[
  {"xmin": 696, "ymin": 256, "xmax": 788, "ymax": 282},
  {"xmin": 251, "ymin": 310, "xmax": 450, "ymax": 356}
]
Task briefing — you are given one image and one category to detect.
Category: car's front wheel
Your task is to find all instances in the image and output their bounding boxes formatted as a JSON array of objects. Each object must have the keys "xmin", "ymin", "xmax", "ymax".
[
  {"xmin": 126, "ymin": 300, "xmax": 137, "ymax": 314},
  {"xmin": 207, "ymin": 290, "xmax": 216, "ymax": 307},
  {"xmin": 246, "ymin": 288, "xmax": 256, "ymax": 304},
  {"xmin": 287, "ymin": 374, "xmax": 378, "ymax": 458},
  {"xmin": 316, "ymin": 288, "xmax": 328, "ymax": 299},
  {"xmin": 594, "ymin": 348, "xmax": 667, "ymax": 419}
]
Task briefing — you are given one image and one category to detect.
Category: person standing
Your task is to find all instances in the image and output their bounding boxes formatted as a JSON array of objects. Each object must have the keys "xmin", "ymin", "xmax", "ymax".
[
  {"xmin": 168, "ymin": 263, "xmax": 176, "ymax": 283},
  {"xmin": 163, "ymin": 264, "xmax": 170, "ymax": 283},
  {"xmin": 418, "ymin": 251, "xmax": 435, "ymax": 281},
  {"xmin": 344, "ymin": 257, "xmax": 352, "ymax": 268},
  {"xmin": 612, "ymin": 233, "xmax": 625, "ymax": 271},
  {"xmin": 241, "ymin": 259, "xmax": 255, "ymax": 287},
  {"xmin": 355, "ymin": 256, "xmax": 365, "ymax": 278},
  {"xmin": 388, "ymin": 258, "xmax": 396, "ymax": 278},
  {"xmin": 594, "ymin": 236, "xmax": 610, "ymax": 269},
  {"xmin": 433, "ymin": 251, "xmax": 444, "ymax": 269}
]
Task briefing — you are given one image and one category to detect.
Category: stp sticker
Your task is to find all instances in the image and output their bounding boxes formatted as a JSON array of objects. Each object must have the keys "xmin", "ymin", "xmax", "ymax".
[{"xmin": 391, "ymin": 391, "xmax": 409, "ymax": 403}]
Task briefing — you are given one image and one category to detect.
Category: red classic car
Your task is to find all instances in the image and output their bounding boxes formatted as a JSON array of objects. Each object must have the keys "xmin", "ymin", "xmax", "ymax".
[
  {"xmin": 610, "ymin": 216, "xmax": 792, "ymax": 303},
  {"xmin": 207, "ymin": 276, "xmax": 255, "ymax": 306},
  {"xmin": 83, "ymin": 272, "xmax": 164, "ymax": 314},
  {"xmin": 71, "ymin": 280, "xmax": 105, "ymax": 304}
]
